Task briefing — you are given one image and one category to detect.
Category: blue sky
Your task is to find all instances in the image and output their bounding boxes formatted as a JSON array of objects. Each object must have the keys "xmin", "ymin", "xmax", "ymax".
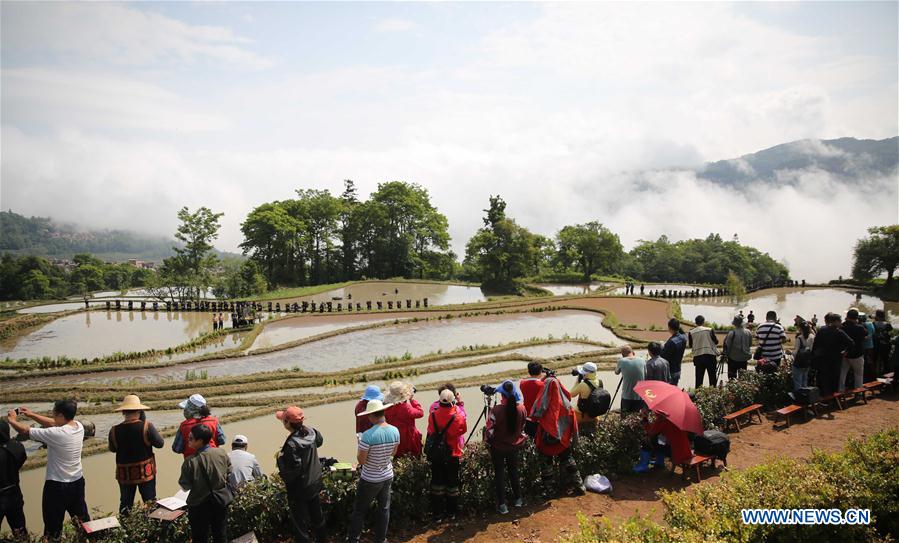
[{"xmin": 1, "ymin": 1, "xmax": 897, "ymax": 280}]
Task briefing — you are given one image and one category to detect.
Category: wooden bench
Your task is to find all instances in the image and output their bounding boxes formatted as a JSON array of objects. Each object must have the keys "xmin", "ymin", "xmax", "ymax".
[
  {"xmin": 672, "ymin": 454, "xmax": 722, "ymax": 483},
  {"xmin": 775, "ymin": 404, "xmax": 805, "ymax": 427},
  {"xmin": 863, "ymin": 381, "xmax": 885, "ymax": 396},
  {"xmin": 844, "ymin": 387, "xmax": 869, "ymax": 405},
  {"xmin": 723, "ymin": 403, "xmax": 764, "ymax": 432},
  {"xmin": 818, "ymin": 392, "xmax": 844, "ymax": 411}
]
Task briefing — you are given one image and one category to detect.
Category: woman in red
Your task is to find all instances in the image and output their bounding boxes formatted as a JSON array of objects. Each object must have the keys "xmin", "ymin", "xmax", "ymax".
[
  {"xmin": 384, "ymin": 381, "xmax": 424, "ymax": 457},
  {"xmin": 634, "ymin": 411, "xmax": 692, "ymax": 472},
  {"xmin": 427, "ymin": 389, "xmax": 467, "ymax": 521}
]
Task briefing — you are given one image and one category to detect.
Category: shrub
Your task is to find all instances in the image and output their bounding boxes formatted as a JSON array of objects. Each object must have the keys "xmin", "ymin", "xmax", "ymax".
[{"xmin": 564, "ymin": 429, "xmax": 899, "ymax": 543}]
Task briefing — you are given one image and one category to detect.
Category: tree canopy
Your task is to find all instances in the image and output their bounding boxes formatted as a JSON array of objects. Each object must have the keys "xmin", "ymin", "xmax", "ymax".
[
  {"xmin": 240, "ymin": 181, "xmax": 453, "ymax": 287},
  {"xmin": 852, "ymin": 225, "xmax": 899, "ymax": 285}
]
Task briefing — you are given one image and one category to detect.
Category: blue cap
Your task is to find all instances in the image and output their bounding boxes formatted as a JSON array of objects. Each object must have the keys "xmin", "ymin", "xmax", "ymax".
[{"xmin": 361, "ymin": 385, "xmax": 384, "ymax": 402}]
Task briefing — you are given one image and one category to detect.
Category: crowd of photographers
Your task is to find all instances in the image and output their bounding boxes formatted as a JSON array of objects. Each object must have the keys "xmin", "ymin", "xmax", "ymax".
[{"xmin": 2, "ymin": 306, "xmax": 895, "ymax": 542}]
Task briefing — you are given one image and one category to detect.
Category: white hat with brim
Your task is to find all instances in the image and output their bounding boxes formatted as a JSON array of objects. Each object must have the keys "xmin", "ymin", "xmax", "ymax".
[
  {"xmin": 383, "ymin": 381, "xmax": 414, "ymax": 404},
  {"xmin": 356, "ymin": 399, "xmax": 393, "ymax": 417},
  {"xmin": 115, "ymin": 394, "xmax": 150, "ymax": 411},
  {"xmin": 577, "ymin": 362, "xmax": 598, "ymax": 375}
]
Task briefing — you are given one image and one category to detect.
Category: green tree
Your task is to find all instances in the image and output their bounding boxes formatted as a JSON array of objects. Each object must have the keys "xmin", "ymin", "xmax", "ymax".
[
  {"xmin": 240, "ymin": 202, "xmax": 300, "ymax": 284},
  {"xmin": 852, "ymin": 225, "xmax": 899, "ymax": 286},
  {"xmin": 555, "ymin": 222, "xmax": 623, "ymax": 281},
  {"xmin": 464, "ymin": 195, "xmax": 537, "ymax": 291},
  {"xmin": 21, "ymin": 269, "xmax": 52, "ymax": 299},
  {"xmin": 173, "ymin": 206, "xmax": 224, "ymax": 278},
  {"xmin": 726, "ymin": 270, "xmax": 747, "ymax": 300}
]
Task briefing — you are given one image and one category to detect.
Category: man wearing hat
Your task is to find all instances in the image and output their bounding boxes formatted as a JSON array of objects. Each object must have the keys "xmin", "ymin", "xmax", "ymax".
[
  {"xmin": 723, "ymin": 315, "xmax": 752, "ymax": 380},
  {"xmin": 355, "ymin": 385, "xmax": 384, "ymax": 434},
  {"xmin": 347, "ymin": 399, "xmax": 400, "ymax": 543},
  {"xmin": 108, "ymin": 395, "xmax": 165, "ymax": 513},
  {"xmin": 173, "ymin": 394, "xmax": 226, "ymax": 458},
  {"xmin": 570, "ymin": 362, "xmax": 603, "ymax": 436},
  {"xmin": 228, "ymin": 435, "xmax": 262, "ymax": 487}
]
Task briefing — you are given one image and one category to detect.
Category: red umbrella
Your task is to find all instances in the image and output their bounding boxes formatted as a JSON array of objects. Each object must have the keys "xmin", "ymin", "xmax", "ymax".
[{"xmin": 632, "ymin": 380, "xmax": 704, "ymax": 434}]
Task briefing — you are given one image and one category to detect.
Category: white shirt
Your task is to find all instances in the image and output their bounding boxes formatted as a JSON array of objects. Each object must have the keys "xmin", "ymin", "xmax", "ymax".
[
  {"xmin": 30, "ymin": 421, "xmax": 85, "ymax": 482},
  {"xmin": 228, "ymin": 449, "xmax": 263, "ymax": 486}
]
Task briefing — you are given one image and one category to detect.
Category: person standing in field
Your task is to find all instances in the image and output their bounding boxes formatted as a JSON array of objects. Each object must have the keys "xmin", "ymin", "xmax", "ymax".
[
  {"xmin": 616, "ymin": 345, "xmax": 646, "ymax": 415},
  {"xmin": 7, "ymin": 401, "xmax": 90, "ymax": 540},
  {"xmin": 426, "ymin": 389, "xmax": 468, "ymax": 521},
  {"xmin": 108, "ymin": 395, "xmax": 165, "ymax": 513},
  {"xmin": 872, "ymin": 310, "xmax": 894, "ymax": 376},
  {"xmin": 754, "ymin": 311, "xmax": 787, "ymax": 367},
  {"xmin": 859, "ymin": 313, "xmax": 876, "ymax": 381},
  {"xmin": 227, "ymin": 434, "xmax": 262, "ymax": 487},
  {"xmin": 839, "ymin": 309, "xmax": 868, "ymax": 391},
  {"xmin": 347, "ymin": 399, "xmax": 400, "ymax": 543},
  {"xmin": 276, "ymin": 406, "xmax": 327, "ymax": 543},
  {"xmin": 688, "ymin": 315, "xmax": 719, "ymax": 387},
  {"xmin": 485, "ymin": 381, "xmax": 527, "ymax": 514},
  {"xmin": 384, "ymin": 381, "xmax": 424, "ymax": 458},
  {"xmin": 644, "ymin": 342, "xmax": 671, "ymax": 383},
  {"xmin": 791, "ymin": 321, "xmax": 815, "ymax": 392},
  {"xmin": 723, "ymin": 316, "xmax": 752, "ymax": 380},
  {"xmin": 811, "ymin": 313, "xmax": 854, "ymax": 396},
  {"xmin": 0, "ymin": 419, "xmax": 27, "ymax": 538},
  {"xmin": 661, "ymin": 318, "xmax": 687, "ymax": 386},
  {"xmin": 178, "ymin": 424, "xmax": 232, "ymax": 543},
  {"xmin": 173, "ymin": 394, "xmax": 226, "ymax": 458},
  {"xmin": 355, "ymin": 385, "xmax": 384, "ymax": 435}
]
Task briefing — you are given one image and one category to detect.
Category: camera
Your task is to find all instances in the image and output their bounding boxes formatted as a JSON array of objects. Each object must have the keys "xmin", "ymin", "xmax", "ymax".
[
  {"xmin": 570, "ymin": 369, "xmax": 580, "ymax": 377},
  {"xmin": 479, "ymin": 384, "xmax": 496, "ymax": 396},
  {"xmin": 542, "ymin": 367, "xmax": 557, "ymax": 378}
]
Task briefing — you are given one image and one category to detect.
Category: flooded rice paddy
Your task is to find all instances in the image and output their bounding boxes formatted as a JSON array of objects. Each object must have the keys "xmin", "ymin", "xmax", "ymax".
[
  {"xmin": 537, "ymin": 283, "xmax": 613, "ymax": 296},
  {"xmin": 680, "ymin": 288, "xmax": 899, "ymax": 327},
  {"xmin": 274, "ymin": 281, "xmax": 486, "ymax": 307},
  {"xmin": 1, "ymin": 310, "xmax": 223, "ymax": 360},
  {"xmin": 609, "ymin": 283, "xmax": 705, "ymax": 295}
]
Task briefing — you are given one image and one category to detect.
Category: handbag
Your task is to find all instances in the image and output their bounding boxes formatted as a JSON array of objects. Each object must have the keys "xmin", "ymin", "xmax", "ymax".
[
  {"xmin": 200, "ymin": 451, "xmax": 234, "ymax": 508},
  {"xmin": 754, "ymin": 327, "xmax": 776, "ymax": 361}
]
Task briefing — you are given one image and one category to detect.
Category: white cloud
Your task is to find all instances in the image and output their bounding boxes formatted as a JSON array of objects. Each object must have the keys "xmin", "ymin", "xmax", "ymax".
[
  {"xmin": 373, "ymin": 18, "xmax": 418, "ymax": 33},
  {"xmin": 1, "ymin": 3, "xmax": 271, "ymax": 69}
]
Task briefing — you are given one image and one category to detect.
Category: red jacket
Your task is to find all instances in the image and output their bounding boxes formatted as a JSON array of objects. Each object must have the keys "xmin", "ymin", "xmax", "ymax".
[
  {"xmin": 355, "ymin": 400, "xmax": 373, "ymax": 434},
  {"xmin": 177, "ymin": 416, "xmax": 219, "ymax": 458},
  {"xmin": 646, "ymin": 418, "xmax": 692, "ymax": 465},
  {"xmin": 427, "ymin": 404, "xmax": 467, "ymax": 457},
  {"xmin": 385, "ymin": 399, "xmax": 424, "ymax": 457},
  {"xmin": 519, "ymin": 378, "xmax": 544, "ymax": 415}
]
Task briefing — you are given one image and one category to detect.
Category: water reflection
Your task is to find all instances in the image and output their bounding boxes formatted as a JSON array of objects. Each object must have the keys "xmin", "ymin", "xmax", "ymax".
[
  {"xmin": 537, "ymin": 283, "xmax": 612, "ymax": 296},
  {"xmin": 274, "ymin": 282, "xmax": 486, "ymax": 307},
  {"xmin": 680, "ymin": 288, "xmax": 899, "ymax": 327},
  {"xmin": 0, "ymin": 310, "xmax": 218, "ymax": 360}
]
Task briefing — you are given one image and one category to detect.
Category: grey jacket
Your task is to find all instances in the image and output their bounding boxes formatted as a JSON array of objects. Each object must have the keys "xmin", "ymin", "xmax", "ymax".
[{"xmin": 724, "ymin": 327, "xmax": 753, "ymax": 362}]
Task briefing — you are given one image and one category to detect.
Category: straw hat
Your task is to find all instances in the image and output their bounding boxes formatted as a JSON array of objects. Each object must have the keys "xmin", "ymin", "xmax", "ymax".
[
  {"xmin": 384, "ymin": 381, "xmax": 414, "ymax": 404},
  {"xmin": 356, "ymin": 399, "xmax": 393, "ymax": 417},
  {"xmin": 115, "ymin": 394, "xmax": 150, "ymax": 411}
]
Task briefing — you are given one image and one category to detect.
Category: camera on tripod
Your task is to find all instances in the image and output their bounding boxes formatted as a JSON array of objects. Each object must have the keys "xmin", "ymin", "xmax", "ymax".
[
  {"xmin": 542, "ymin": 367, "xmax": 557, "ymax": 378},
  {"xmin": 479, "ymin": 384, "xmax": 496, "ymax": 396}
]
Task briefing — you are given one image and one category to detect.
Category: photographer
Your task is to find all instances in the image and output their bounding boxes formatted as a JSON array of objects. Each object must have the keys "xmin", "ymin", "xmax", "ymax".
[
  {"xmin": 485, "ymin": 381, "xmax": 526, "ymax": 514},
  {"xmin": 276, "ymin": 406, "xmax": 327, "ymax": 543},
  {"xmin": 529, "ymin": 373, "xmax": 585, "ymax": 499},
  {"xmin": 427, "ymin": 390, "xmax": 467, "ymax": 522},
  {"xmin": 384, "ymin": 381, "xmax": 424, "ymax": 458},
  {"xmin": 569, "ymin": 362, "xmax": 604, "ymax": 436}
]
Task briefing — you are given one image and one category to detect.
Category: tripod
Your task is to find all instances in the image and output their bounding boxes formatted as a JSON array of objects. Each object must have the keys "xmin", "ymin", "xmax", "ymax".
[
  {"xmin": 716, "ymin": 355, "xmax": 727, "ymax": 387},
  {"xmin": 603, "ymin": 378, "xmax": 623, "ymax": 420},
  {"xmin": 465, "ymin": 393, "xmax": 495, "ymax": 445}
]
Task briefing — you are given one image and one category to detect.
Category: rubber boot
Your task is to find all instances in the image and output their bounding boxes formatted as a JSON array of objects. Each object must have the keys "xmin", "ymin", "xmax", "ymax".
[
  {"xmin": 653, "ymin": 451, "xmax": 666, "ymax": 470},
  {"xmin": 430, "ymin": 493, "xmax": 444, "ymax": 522},
  {"xmin": 633, "ymin": 450, "xmax": 651, "ymax": 473}
]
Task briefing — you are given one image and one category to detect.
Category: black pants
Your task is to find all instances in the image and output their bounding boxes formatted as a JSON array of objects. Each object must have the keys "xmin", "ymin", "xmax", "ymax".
[
  {"xmin": 727, "ymin": 358, "xmax": 748, "ymax": 380},
  {"xmin": 187, "ymin": 498, "xmax": 228, "ymax": 543},
  {"xmin": 694, "ymin": 354, "xmax": 717, "ymax": 386},
  {"xmin": 620, "ymin": 398, "xmax": 645, "ymax": 416},
  {"xmin": 119, "ymin": 478, "xmax": 157, "ymax": 513},
  {"xmin": 490, "ymin": 448, "xmax": 520, "ymax": 507},
  {"xmin": 538, "ymin": 447, "xmax": 582, "ymax": 496},
  {"xmin": 873, "ymin": 345, "xmax": 891, "ymax": 376},
  {"xmin": 287, "ymin": 488, "xmax": 326, "ymax": 543},
  {"xmin": 429, "ymin": 456, "xmax": 461, "ymax": 515},
  {"xmin": 0, "ymin": 486, "xmax": 26, "ymax": 536},
  {"xmin": 42, "ymin": 478, "xmax": 90, "ymax": 539}
]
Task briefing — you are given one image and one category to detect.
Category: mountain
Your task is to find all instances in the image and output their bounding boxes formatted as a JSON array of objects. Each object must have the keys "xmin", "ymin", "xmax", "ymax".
[{"xmin": 696, "ymin": 136, "xmax": 898, "ymax": 186}]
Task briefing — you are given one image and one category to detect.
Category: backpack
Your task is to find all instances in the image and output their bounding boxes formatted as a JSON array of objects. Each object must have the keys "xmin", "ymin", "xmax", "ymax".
[
  {"xmin": 874, "ymin": 322, "xmax": 893, "ymax": 347},
  {"xmin": 577, "ymin": 380, "xmax": 611, "ymax": 417},
  {"xmin": 793, "ymin": 335, "xmax": 813, "ymax": 368},
  {"xmin": 694, "ymin": 430, "xmax": 730, "ymax": 460},
  {"xmin": 424, "ymin": 412, "xmax": 455, "ymax": 462}
]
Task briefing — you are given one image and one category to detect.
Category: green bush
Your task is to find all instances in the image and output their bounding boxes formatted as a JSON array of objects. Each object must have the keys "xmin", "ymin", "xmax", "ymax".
[
  {"xmin": 691, "ymin": 364, "xmax": 793, "ymax": 429},
  {"xmin": 564, "ymin": 428, "xmax": 899, "ymax": 543}
]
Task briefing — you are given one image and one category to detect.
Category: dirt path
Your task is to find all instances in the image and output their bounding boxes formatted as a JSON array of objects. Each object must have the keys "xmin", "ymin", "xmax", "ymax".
[{"xmin": 393, "ymin": 392, "xmax": 899, "ymax": 543}]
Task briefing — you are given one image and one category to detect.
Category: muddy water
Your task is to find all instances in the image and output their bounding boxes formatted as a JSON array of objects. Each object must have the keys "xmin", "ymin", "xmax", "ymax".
[
  {"xmin": 537, "ymin": 283, "xmax": 612, "ymax": 296},
  {"xmin": 249, "ymin": 315, "xmax": 396, "ymax": 351},
  {"xmin": 0, "ymin": 311, "xmax": 219, "ymax": 360},
  {"xmin": 275, "ymin": 282, "xmax": 485, "ymax": 307},
  {"xmin": 680, "ymin": 288, "xmax": 899, "ymax": 328}
]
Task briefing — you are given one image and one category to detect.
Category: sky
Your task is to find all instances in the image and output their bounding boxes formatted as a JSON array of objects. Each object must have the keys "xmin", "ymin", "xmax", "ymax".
[{"xmin": 1, "ymin": 1, "xmax": 897, "ymax": 281}]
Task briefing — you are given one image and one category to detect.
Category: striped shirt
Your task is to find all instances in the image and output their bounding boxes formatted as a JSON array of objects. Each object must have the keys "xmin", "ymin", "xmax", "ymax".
[
  {"xmin": 358, "ymin": 423, "xmax": 400, "ymax": 483},
  {"xmin": 755, "ymin": 322, "xmax": 786, "ymax": 361}
]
